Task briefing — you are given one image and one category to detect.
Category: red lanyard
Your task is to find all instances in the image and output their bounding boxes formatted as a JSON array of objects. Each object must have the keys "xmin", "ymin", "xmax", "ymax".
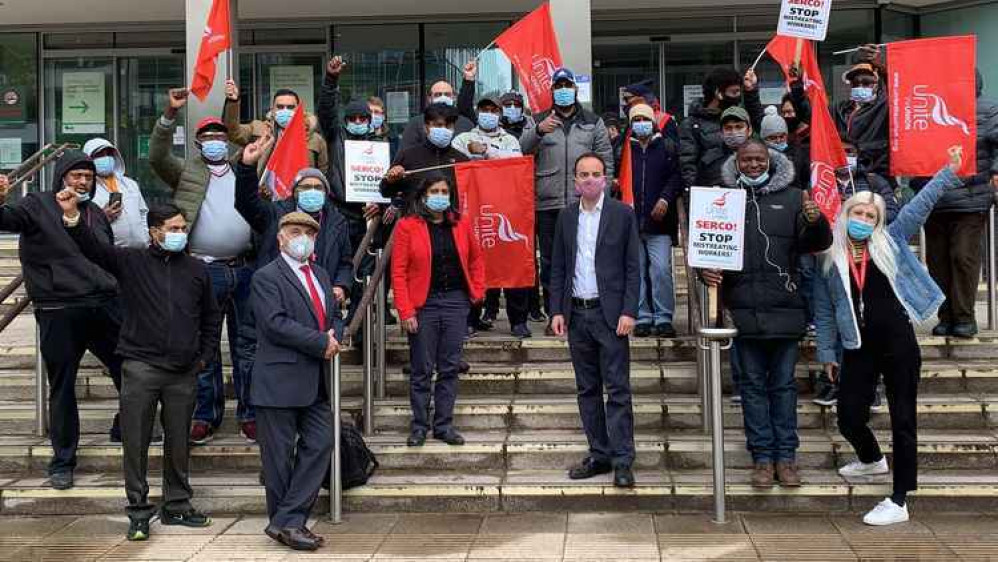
[{"xmin": 848, "ymin": 247, "xmax": 869, "ymax": 292}]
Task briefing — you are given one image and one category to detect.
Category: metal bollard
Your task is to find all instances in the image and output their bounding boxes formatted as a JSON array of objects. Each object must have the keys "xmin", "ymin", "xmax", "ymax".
[
  {"xmin": 375, "ymin": 249, "xmax": 387, "ymax": 399},
  {"xmin": 35, "ymin": 323, "xmax": 47, "ymax": 437},
  {"xmin": 698, "ymin": 283, "xmax": 711, "ymax": 434},
  {"xmin": 988, "ymin": 207, "xmax": 997, "ymax": 331},
  {"xmin": 330, "ymin": 353, "xmax": 343, "ymax": 524},
  {"xmin": 698, "ymin": 326, "xmax": 737, "ymax": 524},
  {"xmin": 362, "ymin": 276, "xmax": 374, "ymax": 435}
]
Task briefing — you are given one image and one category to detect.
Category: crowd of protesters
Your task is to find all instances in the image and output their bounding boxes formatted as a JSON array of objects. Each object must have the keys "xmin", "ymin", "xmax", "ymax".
[{"xmin": 1, "ymin": 41, "xmax": 997, "ymax": 547}]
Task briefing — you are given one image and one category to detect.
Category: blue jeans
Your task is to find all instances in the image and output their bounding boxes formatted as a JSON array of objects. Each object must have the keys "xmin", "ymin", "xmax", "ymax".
[
  {"xmin": 735, "ymin": 338, "xmax": 800, "ymax": 464},
  {"xmin": 637, "ymin": 233, "xmax": 675, "ymax": 327},
  {"xmin": 194, "ymin": 262, "xmax": 255, "ymax": 427}
]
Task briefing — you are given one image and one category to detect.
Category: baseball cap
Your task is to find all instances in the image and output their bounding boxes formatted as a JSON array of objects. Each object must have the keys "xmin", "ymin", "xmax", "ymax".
[
  {"xmin": 551, "ymin": 67, "xmax": 576, "ymax": 85},
  {"xmin": 195, "ymin": 116, "xmax": 227, "ymax": 135}
]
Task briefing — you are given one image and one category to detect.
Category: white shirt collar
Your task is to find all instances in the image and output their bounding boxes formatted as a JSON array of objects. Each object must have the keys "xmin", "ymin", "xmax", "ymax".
[
  {"xmin": 579, "ymin": 192, "xmax": 605, "ymax": 214},
  {"xmin": 281, "ymin": 252, "xmax": 309, "ymax": 271}
]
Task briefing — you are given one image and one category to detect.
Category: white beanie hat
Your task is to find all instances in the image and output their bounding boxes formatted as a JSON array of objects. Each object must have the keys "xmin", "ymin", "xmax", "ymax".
[{"xmin": 760, "ymin": 105, "xmax": 788, "ymax": 139}]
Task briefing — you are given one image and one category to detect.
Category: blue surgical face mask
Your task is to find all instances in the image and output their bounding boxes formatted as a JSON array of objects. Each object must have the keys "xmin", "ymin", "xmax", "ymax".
[
  {"xmin": 93, "ymin": 156, "xmax": 116, "ymax": 177},
  {"xmin": 161, "ymin": 232, "xmax": 188, "ymax": 253},
  {"xmin": 274, "ymin": 108, "xmax": 295, "ymax": 129},
  {"xmin": 427, "ymin": 127, "xmax": 454, "ymax": 149},
  {"xmin": 346, "ymin": 121, "xmax": 370, "ymax": 136},
  {"xmin": 433, "ymin": 95, "xmax": 454, "ymax": 107},
  {"xmin": 296, "ymin": 189, "xmax": 325, "ymax": 213},
  {"xmin": 426, "ymin": 193, "xmax": 450, "ymax": 212},
  {"xmin": 631, "ymin": 121, "xmax": 654, "ymax": 138},
  {"xmin": 286, "ymin": 234, "xmax": 315, "ymax": 262},
  {"xmin": 766, "ymin": 141, "xmax": 789, "ymax": 152},
  {"xmin": 739, "ymin": 171, "xmax": 770, "ymax": 188},
  {"xmin": 200, "ymin": 140, "xmax": 228, "ymax": 162},
  {"xmin": 851, "ymin": 87, "xmax": 875, "ymax": 103},
  {"xmin": 847, "ymin": 218, "xmax": 875, "ymax": 241},
  {"xmin": 502, "ymin": 105, "xmax": 523, "ymax": 123},
  {"xmin": 553, "ymin": 87, "xmax": 576, "ymax": 107},
  {"xmin": 74, "ymin": 190, "xmax": 91, "ymax": 203},
  {"xmin": 370, "ymin": 114, "xmax": 385, "ymax": 130},
  {"xmin": 478, "ymin": 112, "xmax": 500, "ymax": 131}
]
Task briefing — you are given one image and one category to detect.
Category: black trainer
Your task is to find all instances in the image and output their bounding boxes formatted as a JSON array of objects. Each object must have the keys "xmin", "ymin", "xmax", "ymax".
[
  {"xmin": 654, "ymin": 323, "xmax": 677, "ymax": 338},
  {"xmin": 812, "ymin": 383, "xmax": 838, "ymax": 407},
  {"xmin": 159, "ymin": 507, "xmax": 212, "ymax": 528},
  {"xmin": 528, "ymin": 310, "xmax": 547, "ymax": 323},
  {"xmin": 633, "ymin": 324, "xmax": 652, "ymax": 338},
  {"xmin": 49, "ymin": 471, "xmax": 73, "ymax": 490},
  {"xmin": 127, "ymin": 518, "xmax": 150, "ymax": 541}
]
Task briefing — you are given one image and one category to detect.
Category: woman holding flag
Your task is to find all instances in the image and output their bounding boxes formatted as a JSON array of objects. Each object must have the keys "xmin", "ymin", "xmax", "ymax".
[{"xmin": 813, "ymin": 146, "xmax": 964, "ymax": 526}]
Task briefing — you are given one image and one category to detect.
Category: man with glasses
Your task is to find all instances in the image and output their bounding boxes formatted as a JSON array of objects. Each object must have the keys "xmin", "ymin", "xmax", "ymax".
[
  {"xmin": 151, "ymin": 88, "xmax": 257, "ymax": 446},
  {"xmin": 400, "ymin": 60, "xmax": 479, "ymax": 150},
  {"xmin": 549, "ymin": 152, "xmax": 640, "ymax": 488},
  {"xmin": 0, "ymin": 151, "xmax": 123, "ymax": 491}
]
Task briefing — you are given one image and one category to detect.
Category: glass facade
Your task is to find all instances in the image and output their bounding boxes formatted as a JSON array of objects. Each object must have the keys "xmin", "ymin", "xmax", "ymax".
[{"xmin": 0, "ymin": 33, "xmax": 39, "ymax": 202}]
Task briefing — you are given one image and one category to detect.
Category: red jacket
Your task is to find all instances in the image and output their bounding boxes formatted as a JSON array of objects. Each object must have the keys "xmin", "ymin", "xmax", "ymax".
[{"xmin": 391, "ymin": 215, "xmax": 486, "ymax": 321}]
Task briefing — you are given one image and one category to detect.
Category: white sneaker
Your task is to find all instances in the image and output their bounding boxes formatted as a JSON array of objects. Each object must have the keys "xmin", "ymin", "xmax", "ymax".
[
  {"xmin": 862, "ymin": 498, "xmax": 909, "ymax": 526},
  {"xmin": 838, "ymin": 457, "xmax": 889, "ymax": 477}
]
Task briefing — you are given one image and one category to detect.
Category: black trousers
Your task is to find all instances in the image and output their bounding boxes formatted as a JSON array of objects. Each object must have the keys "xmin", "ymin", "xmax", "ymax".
[
  {"xmin": 926, "ymin": 212, "xmax": 986, "ymax": 326},
  {"xmin": 121, "ymin": 360, "xmax": 197, "ymax": 521},
  {"xmin": 838, "ymin": 325, "xmax": 921, "ymax": 494},
  {"xmin": 257, "ymin": 401, "xmax": 333, "ymax": 529},
  {"xmin": 536, "ymin": 209, "xmax": 561, "ymax": 315},
  {"xmin": 483, "ymin": 288, "xmax": 530, "ymax": 326},
  {"xmin": 35, "ymin": 303, "xmax": 123, "ymax": 475},
  {"xmin": 407, "ymin": 290, "xmax": 469, "ymax": 435},
  {"xmin": 567, "ymin": 305, "xmax": 635, "ymax": 467}
]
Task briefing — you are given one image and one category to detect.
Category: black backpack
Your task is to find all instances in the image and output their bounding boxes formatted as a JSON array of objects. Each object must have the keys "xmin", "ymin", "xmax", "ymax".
[{"xmin": 323, "ymin": 423, "xmax": 378, "ymax": 490}]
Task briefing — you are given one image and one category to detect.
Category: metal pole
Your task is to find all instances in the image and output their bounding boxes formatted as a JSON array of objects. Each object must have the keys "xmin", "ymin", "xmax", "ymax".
[
  {"xmin": 699, "ymin": 327, "xmax": 737, "ymax": 525},
  {"xmin": 375, "ymin": 249, "xmax": 387, "ymax": 399},
  {"xmin": 35, "ymin": 323, "xmax": 47, "ymax": 437},
  {"xmin": 988, "ymin": 207, "xmax": 997, "ymax": 331},
  {"xmin": 330, "ymin": 353, "xmax": 343, "ymax": 524},
  {"xmin": 698, "ymin": 283, "xmax": 711, "ymax": 433},
  {"xmin": 362, "ymin": 276, "xmax": 374, "ymax": 435}
]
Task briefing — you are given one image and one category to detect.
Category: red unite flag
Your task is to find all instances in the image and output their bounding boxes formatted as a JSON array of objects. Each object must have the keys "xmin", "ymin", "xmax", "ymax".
[
  {"xmin": 766, "ymin": 35, "xmax": 847, "ymax": 224},
  {"xmin": 455, "ymin": 157, "xmax": 537, "ymax": 289},
  {"xmin": 888, "ymin": 36, "xmax": 977, "ymax": 177},
  {"xmin": 263, "ymin": 105, "xmax": 309, "ymax": 200},
  {"xmin": 494, "ymin": 3, "xmax": 563, "ymax": 114},
  {"xmin": 190, "ymin": 0, "xmax": 232, "ymax": 101}
]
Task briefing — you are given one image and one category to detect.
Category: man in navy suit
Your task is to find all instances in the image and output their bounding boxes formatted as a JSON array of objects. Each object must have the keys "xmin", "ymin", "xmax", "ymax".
[
  {"xmin": 251, "ymin": 212, "xmax": 341, "ymax": 552},
  {"xmin": 550, "ymin": 152, "xmax": 641, "ymax": 488}
]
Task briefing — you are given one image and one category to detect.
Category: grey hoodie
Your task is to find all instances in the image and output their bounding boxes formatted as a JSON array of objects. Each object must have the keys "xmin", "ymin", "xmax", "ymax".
[{"xmin": 83, "ymin": 138, "xmax": 150, "ymax": 249}]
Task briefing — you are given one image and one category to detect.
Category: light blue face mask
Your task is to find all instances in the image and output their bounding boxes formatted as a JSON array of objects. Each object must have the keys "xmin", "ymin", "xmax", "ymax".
[
  {"xmin": 850, "ymin": 87, "xmax": 875, "ymax": 103},
  {"xmin": 297, "ymin": 189, "xmax": 325, "ymax": 213},
  {"xmin": 370, "ymin": 114, "xmax": 385, "ymax": 130},
  {"xmin": 478, "ymin": 112, "xmax": 500, "ymax": 131},
  {"xmin": 200, "ymin": 140, "xmax": 229, "ymax": 162},
  {"xmin": 286, "ymin": 234, "xmax": 315, "ymax": 262},
  {"xmin": 739, "ymin": 171, "xmax": 770, "ymax": 188},
  {"xmin": 274, "ymin": 108, "xmax": 295, "ymax": 129},
  {"xmin": 74, "ymin": 190, "xmax": 91, "ymax": 203},
  {"xmin": 93, "ymin": 156, "xmax": 116, "ymax": 177},
  {"xmin": 427, "ymin": 127, "xmax": 454, "ymax": 149},
  {"xmin": 161, "ymin": 232, "xmax": 188, "ymax": 253},
  {"xmin": 426, "ymin": 193, "xmax": 450, "ymax": 212},
  {"xmin": 433, "ymin": 95, "xmax": 454, "ymax": 107},
  {"xmin": 346, "ymin": 121, "xmax": 370, "ymax": 136},
  {"xmin": 847, "ymin": 218, "xmax": 875, "ymax": 241},
  {"xmin": 631, "ymin": 121, "xmax": 654, "ymax": 138},
  {"xmin": 767, "ymin": 141, "xmax": 789, "ymax": 152},
  {"xmin": 502, "ymin": 105, "xmax": 523, "ymax": 123},
  {"xmin": 553, "ymin": 87, "xmax": 576, "ymax": 107}
]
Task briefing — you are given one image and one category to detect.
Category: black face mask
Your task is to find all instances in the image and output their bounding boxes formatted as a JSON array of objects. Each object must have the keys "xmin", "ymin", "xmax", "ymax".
[
  {"xmin": 785, "ymin": 117, "xmax": 800, "ymax": 132},
  {"xmin": 719, "ymin": 94, "xmax": 740, "ymax": 109}
]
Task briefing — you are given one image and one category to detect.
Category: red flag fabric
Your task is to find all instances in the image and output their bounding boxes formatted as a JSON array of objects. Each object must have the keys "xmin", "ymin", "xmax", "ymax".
[
  {"xmin": 190, "ymin": 0, "xmax": 232, "ymax": 101},
  {"xmin": 766, "ymin": 35, "xmax": 846, "ymax": 223},
  {"xmin": 263, "ymin": 105, "xmax": 309, "ymax": 200},
  {"xmin": 617, "ymin": 132, "xmax": 634, "ymax": 205},
  {"xmin": 493, "ymin": 3, "xmax": 562, "ymax": 114},
  {"xmin": 455, "ymin": 157, "xmax": 536, "ymax": 289},
  {"xmin": 888, "ymin": 36, "xmax": 977, "ymax": 177}
]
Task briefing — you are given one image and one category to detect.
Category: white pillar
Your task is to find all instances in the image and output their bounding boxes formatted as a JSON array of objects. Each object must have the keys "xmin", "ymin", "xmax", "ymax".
[
  {"xmin": 549, "ymin": 0, "xmax": 593, "ymax": 108},
  {"xmin": 184, "ymin": 0, "xmax": 238, "ymax": 150}
]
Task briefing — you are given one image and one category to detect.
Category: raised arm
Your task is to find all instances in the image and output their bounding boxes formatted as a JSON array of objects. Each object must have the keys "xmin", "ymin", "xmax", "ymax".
[
  {"xmin": 888, "ymin": 147, "xmax": 965, "ymax": 241},
  {"xmin": 222, "ymin": 80, "xmax": 255, "ymax": 147},
  {"xmin": 317, "ymin": 56, "xmax": 345, "ymax": 144},
  {"xmin": 234, "ymin": 135, "xmax": 279, "ymax": 234},
  {"xmin": 457, "ymin": 61, "xmax": 477, "ymax": 123},
  {"xmin": 59, "ymin": 189, "xmax": 122, "ymax": 275},
  {"xmin": 149, "ymin": 88, "xmax": 189, "ymax": 190}
]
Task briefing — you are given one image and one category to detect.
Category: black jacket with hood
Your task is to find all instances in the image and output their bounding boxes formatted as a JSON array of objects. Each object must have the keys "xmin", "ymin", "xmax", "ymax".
[
  {"xmin": 0, "ymin": 150, "xmax": 117, "ymax": 308},
  {"xmin": 717, "ymin": 149, "xmax": 833, "ymax": 339},
  {"xmin": 678, "ymin": 89, "xmax": 764, "ymax": 190}
]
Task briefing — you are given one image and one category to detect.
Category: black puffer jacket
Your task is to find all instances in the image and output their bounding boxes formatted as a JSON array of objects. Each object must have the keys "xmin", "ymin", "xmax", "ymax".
[
  {"xmin": 679, "ymin": 101, "xmax": 732, "ymax": 189},
  {"xmin": 717, "ymin": 150, "xmax": 833, "ymax": 338}
]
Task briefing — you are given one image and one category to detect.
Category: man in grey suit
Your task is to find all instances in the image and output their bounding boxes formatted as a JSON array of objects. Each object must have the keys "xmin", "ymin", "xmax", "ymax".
[
  {"xmin": 251, "ymin": 212, "xmax": 342, "ymax": 552},
  {"xmin": 550, "ymin": 152, "xmax": 641, "ymax": 488}
]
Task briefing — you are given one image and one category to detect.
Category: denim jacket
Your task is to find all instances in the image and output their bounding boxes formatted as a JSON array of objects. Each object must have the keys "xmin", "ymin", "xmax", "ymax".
[{"xmin": 813, "ymin": 166, "xmax": 963, "ymax": 364}]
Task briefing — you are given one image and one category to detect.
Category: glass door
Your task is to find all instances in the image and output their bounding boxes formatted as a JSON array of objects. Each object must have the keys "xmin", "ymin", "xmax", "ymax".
[
  {"xmin": 661, "ymin": 40, "xmax": 735, "ymax": 119},
  {"xmin": 593, "ymin": 41, "xmax": 660, "ymax": 118}
]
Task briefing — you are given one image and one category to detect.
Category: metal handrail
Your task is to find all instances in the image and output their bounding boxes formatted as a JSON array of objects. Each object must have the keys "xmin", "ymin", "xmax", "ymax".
[{"xmin": 6, "ymin": 143, "xmax": 80, "ymax": 194}]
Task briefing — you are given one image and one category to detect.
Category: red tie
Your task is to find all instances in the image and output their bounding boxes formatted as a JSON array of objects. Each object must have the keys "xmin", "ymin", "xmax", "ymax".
[{"xmin": 300, "ymin": 264, "xmax": 326, "ymax": 329}]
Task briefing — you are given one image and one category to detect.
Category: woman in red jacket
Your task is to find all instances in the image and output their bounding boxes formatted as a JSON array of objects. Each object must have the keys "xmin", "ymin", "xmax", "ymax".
[{"xmin": 391, "ymin": 175, "xmax": 485, "ymax": 447}]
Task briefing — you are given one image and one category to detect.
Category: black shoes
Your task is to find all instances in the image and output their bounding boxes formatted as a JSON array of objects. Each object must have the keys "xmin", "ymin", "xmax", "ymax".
[
  {"xmin": 110, "ymin": 413, "xmax": 122, "ymax": 443},
  {"xmin": 813, "ymin": 381, "xmax": 838, "ymax": 407},
  {"xmin": 932, "ymin": 323, "xmax": 951, "ymax": 337},
  {"xmin": 568, "ymin": 457, "xmax": 612, "ymax": 480},
  {"xmin": 951, "ymin": 322, "xmax": 978, "ymax": 339},
  {"xmin": 511, "ymin": 323, "xmax": 532, "ymax": 338},
  {"xmin": 49, "ymin": 471, "xmax": 73, "ymax": 490},
  {"xmin": 407, "ymin": 429, "xmax": 427, "ymax": 447},
  {"xmin": 654, "ymin": 323, "xmax": 677, "ymax": 338},
  {"xmin": 529, "ymin": 310, "xmax": 548, "ymax": 323},
  {"xmin": 127, "ymin": 518, "xmax": 150, "ymax": 541},
  {"xmin": 613, "ymin": 465, "xmax": 635, "ymax": 488},
  {"xmin": 634, "ymin": 324, "xmax": 652, "ymax": 338},
  {"xmin": 435, "ymin": 430, "xmax": 465, "ymax": 446},
  {"xmin": 272, "ymin": 527, "xmax": 320, "ymax": 551},
  {"xmin": 159, "ymin": 507, "xmax": 212, "ymax": 527}
]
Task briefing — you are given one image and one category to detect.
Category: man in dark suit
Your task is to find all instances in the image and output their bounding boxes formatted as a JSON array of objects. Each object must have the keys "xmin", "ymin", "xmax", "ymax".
[
  {"xmin": 550, "ymin": 152, "xmax": 641, "ymax": 488},
  {"xmin": 251, "ymin": 212, "xmax": 342, "ymax": 552}
]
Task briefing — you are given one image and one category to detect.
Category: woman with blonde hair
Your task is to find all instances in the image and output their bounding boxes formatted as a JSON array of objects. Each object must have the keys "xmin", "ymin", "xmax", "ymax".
[{"xmin": 813, "ymin": 146, "xmax": 964, "ymax": 526}]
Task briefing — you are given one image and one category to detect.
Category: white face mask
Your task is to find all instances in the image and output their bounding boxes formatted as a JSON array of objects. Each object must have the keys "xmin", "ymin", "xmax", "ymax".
[{"xmin": 285, "ymin": 234, "xmax": 315, "ymax": 262}]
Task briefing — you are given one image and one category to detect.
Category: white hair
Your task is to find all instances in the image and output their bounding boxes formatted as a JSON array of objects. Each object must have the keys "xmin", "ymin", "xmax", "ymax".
[{"xmin": 821, "ymin": 191, "xmax": 898, "ymax": 282}]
